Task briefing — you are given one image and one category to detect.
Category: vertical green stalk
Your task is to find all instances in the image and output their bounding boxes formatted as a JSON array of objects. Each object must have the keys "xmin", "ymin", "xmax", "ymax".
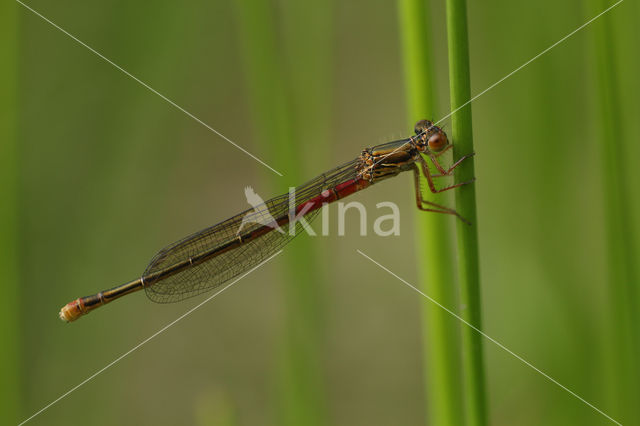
[
  {"xmin": 0, "ymin": 1, "xmax": 20, "ymax": 425},
  {"xmin": 235, "ymin": 0, "xmax": 296, "ymax": 173},
  {"xmin": 446, "ymin": 1, "xmax": 488, "ymax": 425},
  {"xmin": 277, "ymin": 2, "xmax": 332, "ymax": 425},
  {"xmin": 398, "ymin": 1, "xmax": 464, "ymax": 425},
  {"xmin": 235, "ymin": 2, "xmax": 327, "ymax": 425},
  {"xmin": 588, "ymin": 0, "xmax": 639, "ymax": 423}
]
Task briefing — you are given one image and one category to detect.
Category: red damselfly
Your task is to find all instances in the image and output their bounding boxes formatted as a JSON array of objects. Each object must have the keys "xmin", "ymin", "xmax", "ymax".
[{"xmin": 59, "ymin": 120, "xmax": 474, "ymax": 322}]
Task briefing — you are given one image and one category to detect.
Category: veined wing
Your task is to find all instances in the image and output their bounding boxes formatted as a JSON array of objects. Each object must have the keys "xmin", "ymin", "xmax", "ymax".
[{"xmin": 143, "ymin": 158, "xmax": 359, "ymax": 303}]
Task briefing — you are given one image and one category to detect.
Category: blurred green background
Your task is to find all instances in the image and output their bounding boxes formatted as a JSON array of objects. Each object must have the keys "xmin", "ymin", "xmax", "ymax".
[{"xmin": 4, "ymin": 0, "xmax": 639, "ymax": 425}]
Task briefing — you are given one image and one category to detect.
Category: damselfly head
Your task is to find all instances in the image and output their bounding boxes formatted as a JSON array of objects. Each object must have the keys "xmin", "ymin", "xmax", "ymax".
[
  {"xmin": 413, "ymin": 119, "xmax": 449, "ymax": 153},
  {"xmin": 414, "ymin": 119, "xmax": 435, "ymax": 135}
]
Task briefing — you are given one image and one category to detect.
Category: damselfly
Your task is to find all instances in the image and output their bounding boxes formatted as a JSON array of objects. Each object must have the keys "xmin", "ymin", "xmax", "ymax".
[{"xmin": 59, "ymin": 120, "xmax": 474, "ymax": 322}]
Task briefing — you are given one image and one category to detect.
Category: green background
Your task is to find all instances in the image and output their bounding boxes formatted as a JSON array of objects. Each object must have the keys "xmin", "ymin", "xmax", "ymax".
[{"xmin": 4, "ymin": 0, "xmax": 639, "ymax": 425}]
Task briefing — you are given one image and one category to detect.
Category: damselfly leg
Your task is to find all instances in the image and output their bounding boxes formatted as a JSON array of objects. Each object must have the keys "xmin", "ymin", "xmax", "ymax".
[
  {"xmin": 427, "ymin": 150, "xmax": 475, "ymax": 177},
  {"xmin": 418, "ymin": 155, "xmax": 475, "ymax": 195},
  {"xmin": 411, "ymin": 152, "xmax": 475, "ymax": 224}
]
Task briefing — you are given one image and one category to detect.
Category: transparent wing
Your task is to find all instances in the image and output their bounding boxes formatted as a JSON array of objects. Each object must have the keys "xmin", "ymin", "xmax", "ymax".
[{"xmin": 143, "ymin": 158, "xmax": 359, "ymax": 303}]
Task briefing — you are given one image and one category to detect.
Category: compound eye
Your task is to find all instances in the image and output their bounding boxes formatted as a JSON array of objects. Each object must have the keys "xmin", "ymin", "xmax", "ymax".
[
  {"xmin": 428, "ymin": 132, "xmax": 448, "ymax": 152},
  {"xmin": 414, "ymin": 119, "xmax": 434, "ymax": 135}
]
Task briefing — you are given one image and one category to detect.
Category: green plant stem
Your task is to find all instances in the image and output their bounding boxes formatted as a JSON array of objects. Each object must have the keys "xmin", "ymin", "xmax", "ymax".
[
  {"xmin": 398, "ymin": 1, "xmax": 464, "ymax": 425},
  {"xmin": 446, "ymin": 1, "xmax": 488, "ymax": 425},
  {"xmin": 277, "ymin": 3, "xmax": 332, "ymax": 425},
  {"xmin": 0, "ymin": 2, "xmax": 20, "ymax": 425},
  {"xmin": 588, "ymin": 0, "xmax": 639, "ymax": 423},
  {"xmin": 235, "ymin": 2, "xmax": 326, "ymax": 425}
]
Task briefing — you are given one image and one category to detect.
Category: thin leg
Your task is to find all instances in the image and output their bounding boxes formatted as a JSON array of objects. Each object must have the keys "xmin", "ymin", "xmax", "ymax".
[
  {"xmin": 433, "ymin": 144, "xmax": 452, "ymax": 158},
  {"xmin": 428, "ymin": 150, "xmax": 475, "ymax": 175},
  {"xmin": 418, "ymin": 156, "xmax": 475, "ymax": 194},
  {"xmin": 411, "ymin": 165, "xmax": 471, "ymax": 224},
  {"xmin": 417, "ymin": 206, "xmax": 471, "ymax": 225}
]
